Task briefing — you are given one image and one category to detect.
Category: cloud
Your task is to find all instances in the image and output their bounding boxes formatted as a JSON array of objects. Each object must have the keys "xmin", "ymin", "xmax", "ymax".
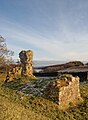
[{"xmin": 0, "ymin": 11, "xmax": 88, "ymax": 61}]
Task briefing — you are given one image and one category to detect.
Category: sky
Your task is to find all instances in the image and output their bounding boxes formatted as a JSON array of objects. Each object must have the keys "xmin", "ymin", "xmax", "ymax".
[{"xmin": 0, "ymin": 0, "xmax": 88, "ymax": 61}]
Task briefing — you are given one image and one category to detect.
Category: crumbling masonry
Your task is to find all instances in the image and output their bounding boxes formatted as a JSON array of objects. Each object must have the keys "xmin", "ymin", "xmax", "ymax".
[
  {"xmin": 5, "ymin": 50, "xmax": 34, "ymax": 82},
  {"xmin": 5, "ymin": 50, "xmax": 81, "ymax": 108},
  {"xmin": 20, "ymin": 74, "xmax": 81, "ymax": 108},
  {"xmin": 44, "ymin": 74, "xmax": 81, "ymax": 107},
  {"xmin": 19, "ymin": 50, "xmax": 34, "ymax": 77}
]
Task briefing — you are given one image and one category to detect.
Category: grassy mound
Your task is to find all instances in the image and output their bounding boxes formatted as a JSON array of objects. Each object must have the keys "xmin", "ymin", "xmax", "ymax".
[{"xmin": 0, "ymin": 74, "xmax": 88, "ymax": 120}]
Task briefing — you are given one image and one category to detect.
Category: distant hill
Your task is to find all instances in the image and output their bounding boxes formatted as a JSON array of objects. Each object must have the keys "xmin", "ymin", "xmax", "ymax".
[{"xmin": 34, "ymin": 61, "xmax": 84, "ymax": 73}]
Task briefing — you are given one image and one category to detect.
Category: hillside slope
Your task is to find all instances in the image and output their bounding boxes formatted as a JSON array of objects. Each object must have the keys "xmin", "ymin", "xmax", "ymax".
[{"xmin": 0, "ymin": 74, "xmax": 88, "ymax": 120}]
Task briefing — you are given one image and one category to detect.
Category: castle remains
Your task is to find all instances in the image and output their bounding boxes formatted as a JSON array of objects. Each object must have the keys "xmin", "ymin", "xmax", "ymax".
[
  {"xmin": 44, "ymin": 74, "xmax": 81, "ymax": 108},
  {"xmin": 19, "ymin": 50, "xmax": 33, "ymax": 77}
]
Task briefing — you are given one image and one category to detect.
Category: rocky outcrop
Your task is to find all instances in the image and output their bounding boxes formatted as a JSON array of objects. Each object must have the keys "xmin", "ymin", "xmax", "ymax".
[{"xmin": 19, "ymin": 50, "xmax": 34, "ymax": 77}]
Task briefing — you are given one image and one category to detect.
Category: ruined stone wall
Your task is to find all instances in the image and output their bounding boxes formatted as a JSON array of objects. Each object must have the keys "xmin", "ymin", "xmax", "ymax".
[
  {"xmin": 10, "ymin": 66, "xmax": 22, "ymax": 79},
  {"xmin": 19, "ymin": 50, "xmax": 34, "ymax": 77},
  {"xmin": 58, "ymin": 76, "xmax": 80, "ymax": 106},
  {"xmin": 5, "ymin": 50, "xmax": 35, "ymax": 82},
  {"xmin": 44, "ymin": 74, "xmax": 81, "ymax": 107},
  {"xmin": 5, "ymin": 66, "xmax": 22, "ymax": 82}
]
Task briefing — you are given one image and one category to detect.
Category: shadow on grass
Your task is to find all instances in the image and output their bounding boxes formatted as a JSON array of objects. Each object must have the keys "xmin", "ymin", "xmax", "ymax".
[
  {"xmin": 2, "ymin": 78, "xmax": 88, "ymax": 109},
  {"xmin": 2, "ymin": 79, "xmax": 27, "ymax": 90},
  {"xmin": 2, "ymin": 78, "xmax": 56, "ymax": 105},
  {"xmin": 1, "ymin": 76, "xmax": 38, "ymax": 91},
  {"xmin": 1, "ymin": 79, "xmax": 88, "ymax": 120}
]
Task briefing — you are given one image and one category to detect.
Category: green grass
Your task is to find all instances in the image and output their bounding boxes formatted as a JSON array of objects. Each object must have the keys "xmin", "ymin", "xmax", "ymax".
[{"xmin": 0, "ymin": 74, "xmax": 88, "ymax": 120}]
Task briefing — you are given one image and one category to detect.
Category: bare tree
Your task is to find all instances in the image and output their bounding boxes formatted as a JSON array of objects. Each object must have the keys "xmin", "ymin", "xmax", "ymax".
[{"xmin": 0, "ymin": 35, "xmax": 14, "ymax": 66}]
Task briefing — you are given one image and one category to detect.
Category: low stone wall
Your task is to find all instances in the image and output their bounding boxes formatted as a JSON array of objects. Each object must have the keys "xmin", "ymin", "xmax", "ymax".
[
  {"xmin": 5, "ymin": 66, "xmax": 22, "ymax": 82},
  {"xmin": 44, "ymin": 74, "xmax": 81, "ymax": 107},
  {"xmin": 59, "ymin": 76, "xmax": 80, "ymax": 106},
  {"xmin": 10, "ymin": 66, "xmax": 22, "ymax": 79},
  {"xmin": 19, "ymin": 74, "xmax": 81, "ymax": 108}
]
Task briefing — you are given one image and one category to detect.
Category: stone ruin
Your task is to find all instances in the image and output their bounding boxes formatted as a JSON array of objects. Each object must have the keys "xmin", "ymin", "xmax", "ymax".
[
  {"xmin": 19, "ymin": 50, "xmax": 34, "ymax": 77},
  {"xmin": 20, "ymin": 74, "xmax": 81, "ymax": 108},
  {"xmin": 44, "ymin": 74, "xmax": 81, "ymax": 108},
  {"xmin": 4, "ymin": 50, "xmax": 81, "ymax": 108},
  {"xmin": 5, "ymin": 50, "xmax": 35, "ymax": 82},
  {"xmin": 5, "ymin": 65, "xmax": 22, "ymax": 82}
]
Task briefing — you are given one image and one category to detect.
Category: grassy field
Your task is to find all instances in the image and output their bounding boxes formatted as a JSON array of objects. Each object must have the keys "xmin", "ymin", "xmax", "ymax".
[{"xmin": 0, "ymin": 73, "xmax": 88, "ymax": 120}]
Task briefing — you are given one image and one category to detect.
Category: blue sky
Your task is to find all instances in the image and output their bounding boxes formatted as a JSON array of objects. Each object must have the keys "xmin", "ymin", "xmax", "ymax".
[{"xmin": 0, "ymin": 0, "xmax": 88, "ymax": 61}]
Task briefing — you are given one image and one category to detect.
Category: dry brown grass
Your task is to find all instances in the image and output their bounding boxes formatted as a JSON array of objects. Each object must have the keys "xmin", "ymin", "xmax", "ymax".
[{"xmin": 0, "ymin": 73, "xmax": 88, "ymax": 120}]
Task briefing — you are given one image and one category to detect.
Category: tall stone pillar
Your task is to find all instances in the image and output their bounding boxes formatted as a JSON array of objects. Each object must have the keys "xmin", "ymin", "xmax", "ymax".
[{"xmin": 19, "ymin": 50, "xmax": 33, "ymax": 77}]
